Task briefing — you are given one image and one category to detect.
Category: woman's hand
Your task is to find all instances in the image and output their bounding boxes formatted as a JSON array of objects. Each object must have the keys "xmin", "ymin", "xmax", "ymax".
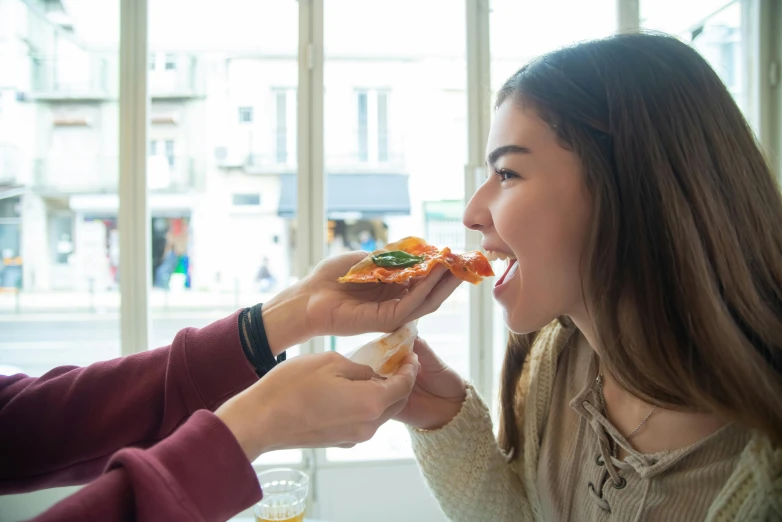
[
  {"xmin": 215, "ymin": 351, "xmax": 419, "ymax": 461},
  {"xmin": 261, "ymin": 252, "xmax": 462, "ymax": 354},
  {"xmin": 393, "ymin": 337, "xmax": 467, "ymax": 431}
]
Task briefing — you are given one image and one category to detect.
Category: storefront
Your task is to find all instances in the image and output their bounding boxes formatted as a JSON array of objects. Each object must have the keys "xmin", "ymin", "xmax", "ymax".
[
  {"xmin": 276, "ymin": 172, "xmax": 410, "ymax": 258},
  {"xmin": 73, "ymin": 215, "xmax": 193, "ymax": 291},
  {"xmin": 0, "ymin": 190, "xmax": 22, "ymax": 290},
  {"xmin": 69, "ymin": 194, "xmax": 194, "ymax": 291},
  {"xmin": 151, "ymin": 216, "xmax": 191, "ymax": 290}
]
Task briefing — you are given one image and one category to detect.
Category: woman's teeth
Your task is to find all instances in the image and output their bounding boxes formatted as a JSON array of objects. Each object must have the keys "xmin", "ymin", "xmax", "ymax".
[{"xmin": 485, "ymin": 250, "xmax": 516, "ymax": 262}]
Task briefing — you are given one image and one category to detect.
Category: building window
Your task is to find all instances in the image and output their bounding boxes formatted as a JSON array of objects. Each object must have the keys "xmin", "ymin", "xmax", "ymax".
[
  {"xmin": 232, "ymin": 193, "xmax": 261, "ymax": 206},
  {"xmin": 150, "ymin": 140, "xmax": 175, "ymax": 167},
  {"xmin": 164, "ymin": 139, "xmax": 175, "ymax": 167},
  {"xmin": 357, "ymin": 91, "xmax": 368, "ymax": 162},
  {"xmin": 377, "ymin": 91, "xmax": 389, "ymax": 163},
  {"xmin": 149, "ymin": 54, "xmax": 157, "ymax": 70},
  {"xmin": 238, "ymin": 106, "xmax": 254, "ymax": 123},
  {"xmin": 164, "ymin": 54, "xmax": 176, "ymax": 70},
  {"xmin": 355, "ymin": 90, "xmax": 391, "ymax": 163},
  {"xmin": 275, "ymin": 91, "xmax": 288, "ymax": 163}
]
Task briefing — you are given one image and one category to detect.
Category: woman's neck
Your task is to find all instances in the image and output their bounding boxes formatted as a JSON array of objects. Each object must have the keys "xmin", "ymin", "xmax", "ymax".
[{"xmin": 572, "ymin": 329, "xmax": 727, "ymax": 456}]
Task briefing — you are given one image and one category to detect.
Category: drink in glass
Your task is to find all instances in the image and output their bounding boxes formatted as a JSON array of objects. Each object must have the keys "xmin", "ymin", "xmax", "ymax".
[{"xmin": 254, "ymin": 468, "xmax": 309, "ymax": 522}]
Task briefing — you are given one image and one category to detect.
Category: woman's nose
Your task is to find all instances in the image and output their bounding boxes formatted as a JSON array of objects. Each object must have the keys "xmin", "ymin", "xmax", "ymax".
[{"xmin": 463, "ymin": 182, "xmax": 493, "ymax": 231}]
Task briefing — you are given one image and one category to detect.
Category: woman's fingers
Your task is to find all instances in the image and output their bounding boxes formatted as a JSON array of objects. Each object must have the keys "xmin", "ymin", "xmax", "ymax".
[{"xmin": 411, "ymin": 336, "xmax": 445, "ymax": 369}]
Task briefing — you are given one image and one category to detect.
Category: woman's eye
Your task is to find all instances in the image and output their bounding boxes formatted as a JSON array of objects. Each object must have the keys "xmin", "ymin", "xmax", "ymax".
[{"xmin": 496, "ymin": 169, "xmax": 518, "ymax": 182}]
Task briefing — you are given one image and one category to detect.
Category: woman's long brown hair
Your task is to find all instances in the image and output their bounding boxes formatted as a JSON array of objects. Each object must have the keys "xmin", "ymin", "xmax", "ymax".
[{"xmin": 496, "ymin": 33, "xmax": 782, "ymax": 460}]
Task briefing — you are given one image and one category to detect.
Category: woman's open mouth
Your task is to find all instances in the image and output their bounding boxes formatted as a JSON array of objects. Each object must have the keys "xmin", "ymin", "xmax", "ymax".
[
  {"xmin": 484, "ymin": 250, "xmax": 518, "ymax": 291},
  {"xmin": 494, "ymin": 257, "xmax": 518, "ymax": 288}
]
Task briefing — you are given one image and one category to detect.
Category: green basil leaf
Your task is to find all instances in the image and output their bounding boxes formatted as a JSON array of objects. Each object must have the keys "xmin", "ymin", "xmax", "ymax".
[{"xmin": 371, "ymin": 250, "xmax": 426, "ymax": 268}]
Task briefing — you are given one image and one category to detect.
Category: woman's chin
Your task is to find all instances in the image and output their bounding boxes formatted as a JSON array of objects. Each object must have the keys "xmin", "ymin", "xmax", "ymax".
[{"xmin": 503, "ymin": 307, "xmax": 557, "ymax": 335}]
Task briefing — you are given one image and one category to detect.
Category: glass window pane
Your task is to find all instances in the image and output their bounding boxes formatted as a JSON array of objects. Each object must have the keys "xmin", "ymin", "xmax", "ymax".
[
  {"xmin": 148, "ymin": 0, "xmax": 300, "ymax": 465},
  {"xmin": 489, "ymin": 0, "xmax": 617, "ymax": 416},
  {"xmin": 0, "ymin": 0, "xmax": 120, "ymax": 377},
  {"xmin": 641, "ymin": 1, "xmax": 748, "ymax": 119},
  {"xmin": 324, "ymin": 0, "xmax": 468, "ymax": 462}
]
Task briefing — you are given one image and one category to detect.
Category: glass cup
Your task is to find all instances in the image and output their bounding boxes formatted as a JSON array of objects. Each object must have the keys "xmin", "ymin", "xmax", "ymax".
[{"xmin": 254, "ymin": 468, "xmax": 310, "ymax": 522}]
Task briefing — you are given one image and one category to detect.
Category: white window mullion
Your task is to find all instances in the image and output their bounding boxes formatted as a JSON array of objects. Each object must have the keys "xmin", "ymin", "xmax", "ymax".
[
  {"xmin": 617, "ymin": 0, "xmax": 640, "ymax": 33},
  {"xmin": 465, "ymin": 0, "xmax": 494, "ymax": 401},
  {"xmin": 298, "ymin": 0, "xmax": 325, "ymax": 515},
  {"xmin": 119, "ymin": 0, "xmax": 150, "ymax": 355},
  {"xmin": 297, "ymin": 0, "xmax": 325, "ymax": 343}
]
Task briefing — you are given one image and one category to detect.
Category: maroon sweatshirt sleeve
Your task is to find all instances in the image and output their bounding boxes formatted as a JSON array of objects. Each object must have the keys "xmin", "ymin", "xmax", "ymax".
[
  {"xmin": 29, "ymin": 411, "xmax": 261, "ymax": 522},
  {"xmin": 0, "ymin": 311, "xmax": 263, "ymax": 520}
]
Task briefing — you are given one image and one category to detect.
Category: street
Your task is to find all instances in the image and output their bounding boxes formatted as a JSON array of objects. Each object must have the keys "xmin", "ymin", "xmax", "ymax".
[{"xmin": 0, "ymin": 306, "xmax": 471, "ymax": 378}]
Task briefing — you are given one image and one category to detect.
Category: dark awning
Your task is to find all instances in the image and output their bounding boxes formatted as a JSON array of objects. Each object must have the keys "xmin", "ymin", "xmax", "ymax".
[{"xmin": 277, "ymin": 173, "xmax": 410, "ymax": 218}]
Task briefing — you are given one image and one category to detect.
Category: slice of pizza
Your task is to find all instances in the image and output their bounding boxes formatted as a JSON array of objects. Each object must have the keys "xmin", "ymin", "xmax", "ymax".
[{"xmin": 338, "ymin": 236, "xmax": 494, "ymax": 285}]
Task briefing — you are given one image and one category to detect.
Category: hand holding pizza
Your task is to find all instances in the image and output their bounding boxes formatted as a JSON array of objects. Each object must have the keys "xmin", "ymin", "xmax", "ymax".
[
  {"xmin": 261, "ymin": 238, "xmax": 492, "ymax": 353},
  {"xmin": 260, "ymin": 250, "xmax": 462, "ymax": 351},
  {"xmin": 304, "ymin": 250, "xmax": 465, "ymax": 336}
]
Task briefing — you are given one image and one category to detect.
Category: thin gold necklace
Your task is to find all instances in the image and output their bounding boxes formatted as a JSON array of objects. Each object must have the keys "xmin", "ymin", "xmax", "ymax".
[{"xmin": 595, "ymin": 373, "xmax": 656, "ymax": 440}]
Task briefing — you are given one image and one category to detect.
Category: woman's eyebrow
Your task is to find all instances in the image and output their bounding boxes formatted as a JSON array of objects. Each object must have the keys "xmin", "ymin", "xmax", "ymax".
[{"xmin": 486, "ymin": 144, "xmax": 532, "ymax": 168}]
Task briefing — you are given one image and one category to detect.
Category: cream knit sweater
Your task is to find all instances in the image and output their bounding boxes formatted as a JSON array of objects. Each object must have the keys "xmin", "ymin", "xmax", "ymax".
[{"xmin": 409, "ymin": 322, "xmax": 782, "ymax": 521}]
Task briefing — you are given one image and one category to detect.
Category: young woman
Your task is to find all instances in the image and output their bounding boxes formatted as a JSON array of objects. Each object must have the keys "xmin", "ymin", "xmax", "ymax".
[{"xmin": 395, "ymin": 33, "xmax": 782, "ymax": 521}]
